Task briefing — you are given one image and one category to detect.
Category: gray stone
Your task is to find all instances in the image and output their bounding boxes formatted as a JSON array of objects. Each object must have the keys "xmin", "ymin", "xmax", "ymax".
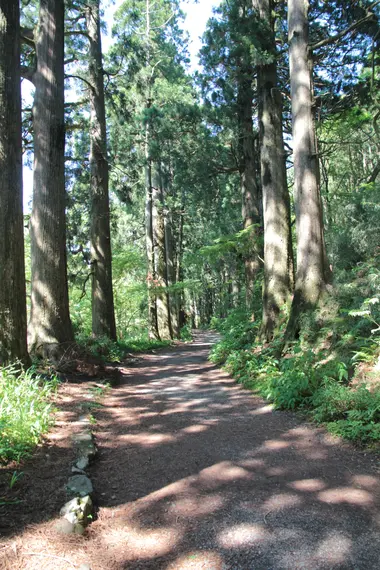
[
  {"xmin": 60, "ymin": 495, "xmax": 93, "ymax": 526},
  {"xmin": 71, "ymin": 466, "xmax": 86, "ymax": 474},
  {"xmin": 78, "ymin": 565, "xmax": 91, "ymax": 570},
  {"xmin": 67, "ymin": 475, "xmax": 93, "ymax": 497},
  {"xmin": 72, "ymin": 431, "xmax": 97, "ymax": 460},
  {"xmin": 72, "ymin": 431, "xmax": 92, "ymax": 444},
  {"xmin": 76, "ymin": 456, "xmax": 90, "ymax": 470},
  {"xmin": 78, "ymin": 415, "xmax": 91, "ymax": 424}
]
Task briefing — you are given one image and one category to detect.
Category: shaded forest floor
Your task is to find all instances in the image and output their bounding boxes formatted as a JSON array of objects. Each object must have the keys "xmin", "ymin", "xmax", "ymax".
[{"xmin": 1, "ymin": 332, "xmax": 380, "ymax": 569}]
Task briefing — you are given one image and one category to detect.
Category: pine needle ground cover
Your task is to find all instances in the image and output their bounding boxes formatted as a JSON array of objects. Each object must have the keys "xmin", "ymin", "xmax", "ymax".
[{"xmin": 0, "ymin": 366, "xmax": 59, "ymax": 463}]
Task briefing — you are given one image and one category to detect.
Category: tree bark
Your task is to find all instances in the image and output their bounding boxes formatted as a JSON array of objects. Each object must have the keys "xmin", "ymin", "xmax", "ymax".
[
  {"xmin": 153, "ymin": 171, "xmax": 172, "ymax": 340},
  {"xmin": 0, "ymin": 0, "xmax": 30, "ymax": 365},
  {"xmin": 253, "ymin": 0, "xmax": 294, "ymax": 341},
  {"xmin": 237, "ymin": 71, "xmax": 262, "ymax": 309},
  {"xmin": 285, "ymin": 0, "xmax": 330, "ymax": 341},
  {"xmin": 86, "ymin": 0, "xmax": 117, "ymax": 340},
  {"xmin": 165, "ymin": 209, "xmax": 179, "ymax": 338},
  {"xmin": 29, "ymin": 0, "xmax": 73, "ymax": 356},
  {"xmin": 145, "ymin": 156, "xmax": 159, "ymax": 339}
]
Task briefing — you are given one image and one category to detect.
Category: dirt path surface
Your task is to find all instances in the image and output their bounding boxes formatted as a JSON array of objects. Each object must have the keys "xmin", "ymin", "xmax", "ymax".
[{"xmin": 2, "ymin": 332, "xmax": 380, "ymax": 569}]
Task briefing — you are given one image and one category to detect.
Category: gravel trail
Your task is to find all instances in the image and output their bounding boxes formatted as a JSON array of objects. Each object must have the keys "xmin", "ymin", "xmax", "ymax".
[{"xmin": 87, "ymin": 332, "xmax": 380, "ymax": 569}]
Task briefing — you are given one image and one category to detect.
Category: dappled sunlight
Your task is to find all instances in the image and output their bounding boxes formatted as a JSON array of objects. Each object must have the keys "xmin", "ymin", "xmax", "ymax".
[
  {"xmin": 261, "ymin": 492, "xmax": 303, "ymax": 512},
  {"xmin": 314, "ymin": 533, "xmax": 352, "ymax": 563},
  {"xmin": 117, "ymin": 432, "xmax": 177, "ymax": 446},
  {"xmin": 289, "ymin": 479, "xmax": 326, "ymax": 492},
  {"xmin": 6, "ymin": 333, "xmax": 376, "ymax": 568},
  {"xmin": 197, "ymin": 462, "xmax": 252, "ymax": 488},
  {"xmin": 217, "ymin": 524, "xmax": 269, "ymax": 548},
  {"xmin": 101, "ymin": 523, "xmax": 182, "ymax": 560},
  {"xmin": 318, "ymin": 487, "xmax": 374, "ymax": 507},
  {"xmin": 167, "ymin": 550, "xmax": 225, "ymax": 569},
  {"xmin": 263, "ymin": 439, "xmax": 290, "ymax": 450},
  {"xmin": 167, "ymin": 493, "xmax": 224, "ymax": 518}
]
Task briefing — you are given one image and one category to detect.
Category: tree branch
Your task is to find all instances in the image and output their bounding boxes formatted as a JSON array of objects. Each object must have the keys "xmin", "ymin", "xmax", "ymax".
[
  {"xmin": 366, "ymin": 161, "xmax": 380, "ymax": 183},
  {"xmin": 64, "ymin": 30, "xmax": 90, "ymax": 40},
  {"xmin": 310, "ymin": 4, "xmax": 380, "ymax": 51},
  {"xmin": 65, "ymin": 74, "xmax": 94, "ymax": 90},
  {"xmin": 21, "ymin": 27, "xmax": 35, "ymax": 48}
]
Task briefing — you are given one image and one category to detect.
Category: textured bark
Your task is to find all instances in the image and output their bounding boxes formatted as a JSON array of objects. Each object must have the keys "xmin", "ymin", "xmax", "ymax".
[
  {"xmin": 253, "ymin": 0, "xmax": 294, "ymax": 341},
  {"xmin": 165, "ymin": 210, "xmax": 179, "ymax": 338},
  {"xmin": 0, "ymin": 0, "xmax": 30, "ymax": 365},
  {"xmin": 29, "ymin": 0, "xmax": 73, "ymax": 355},
  {"xmin": 153, "ymin": 176, "xmax": 172, "ymax": 341},
  {"xmin": 145, "ymin": 159, "xmax": 159, "ymax": 339},
  {"xmin": 285, "ymin": 0, "xmax": 330, "ymax": 340},
  {"xmin": 144, "ymin": 0, "xmax": 160, "ymax": 340},
  {"xmin": 86, "ymin": 0, "xmax": 116, "ymax": 340},
  {"xmin": 237, "ymin": 73, "xmax": 262, "ymax": 309}
]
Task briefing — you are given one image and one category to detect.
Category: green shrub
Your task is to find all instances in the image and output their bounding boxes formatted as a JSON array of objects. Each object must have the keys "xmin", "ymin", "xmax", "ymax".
[
  {"xmin": 0, "ymin": 365, "xmax": 59, "ymax": 463},
  {"xmin": 210, "ymin": 306, "xmax": 380, "ymax": 444},
  {"xmin": 180, "ymin": 325, "xmax": 193, "ymax": 341},
  {"xmin": 76, "ymin": 334, "xmax": 171, "ymax": 362}
]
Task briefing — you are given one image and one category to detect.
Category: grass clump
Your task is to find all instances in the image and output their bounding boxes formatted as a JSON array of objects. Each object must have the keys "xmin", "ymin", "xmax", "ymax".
[{"xmin": 0, "ymin": 365, "xmax": 59, "ymax": 463}]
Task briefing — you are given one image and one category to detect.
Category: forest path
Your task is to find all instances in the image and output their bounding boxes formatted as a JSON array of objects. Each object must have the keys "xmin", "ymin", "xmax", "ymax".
[{"xmin": 84, "ymin": 331, "xmax": 380, "ymax": 569}]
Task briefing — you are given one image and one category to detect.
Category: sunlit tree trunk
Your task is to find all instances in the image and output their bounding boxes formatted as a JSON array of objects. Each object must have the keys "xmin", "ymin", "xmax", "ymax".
[
  {"xmin": 165, "ymin": 209, "xmax": 179, "ymax": 338},
  {"xmin": 253, "ymin": 0, "xmax": 294, "ymax": 341},
  {"xmin": 237, "ymin": 72, "xmax": 262, "ymax": 309},
  {"xmin": 285, "ymin": 0, "xmax": 330, "ymax": 341},
  {"xmin": 0, "ymin": 0, "xmax": 30, "ymax": 365},
  {"xmin": 86, "ymin": 0, "xmax": 117, "ymax": 340},
  {"xmin": 29, "ymin": 0, "xmax": 74, "ymax": 356},
  {"xmin": 145, "ymin": 150, "xmax": 159, "ymax": 339},
  {"xmin": 153, "ymin": 171, "xmax": 172, "ymax": 340}
]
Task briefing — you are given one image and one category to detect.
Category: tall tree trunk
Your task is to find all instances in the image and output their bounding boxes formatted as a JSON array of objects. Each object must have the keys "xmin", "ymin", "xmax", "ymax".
[
  {"xmin": 165, "ymin": 209, "xmax": 179, "ymax": 338},
  {"xmin": 253, "ymin": 0, "xmax": 294, "ymax": 341},
  {"xmin": 29, "ymin": 0, "xmax": 73, "ymax": 356},
  {"xmin": 237, "ymin": 72, "xmax": 262, "ymax": 309},
  {"xmin": 86, "ymin": 0, "xmax": 116, "ymax": 340},
  {"xmin": 0, "ymin": 0, "xmax": 30, "ymax": 365},
  {"xmin": 145, "ymin": 156, "xmax": 159, "ymax": 339},
  {"xmin": 144, "ymin": 0, "xmax": 160, "ymax": 340},
  {"xmin": 285, "ymin": 0, "xmax": 330, "ymax": 341},
  {"xmin": 153, "ymin": 172, "xmax": 172, "ymax": 340},
  {"xmin": 176, "ymin": 202, "xmax": 185, "ymax": 330}
]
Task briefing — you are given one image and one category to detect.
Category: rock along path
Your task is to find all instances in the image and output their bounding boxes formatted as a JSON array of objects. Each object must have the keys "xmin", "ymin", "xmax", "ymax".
[{"xmin": 85, "ymin": 332, "xmax": 380, "ymax": 570}]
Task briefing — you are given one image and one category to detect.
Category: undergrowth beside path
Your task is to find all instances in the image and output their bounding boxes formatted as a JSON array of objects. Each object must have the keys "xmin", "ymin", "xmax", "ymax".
[
  {"xmin": 0, "ymin": 366, "xmax": 59, "ymax": 463},
  {"xmin": 210, "ymin": 302, "xmax": 380, "ymax": 445}
]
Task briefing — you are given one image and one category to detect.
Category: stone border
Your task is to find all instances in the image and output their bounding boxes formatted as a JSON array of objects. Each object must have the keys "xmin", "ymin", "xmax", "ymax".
[{"xmin": 54, "ymin": 415, "xmax": 97, "ymax": 535}]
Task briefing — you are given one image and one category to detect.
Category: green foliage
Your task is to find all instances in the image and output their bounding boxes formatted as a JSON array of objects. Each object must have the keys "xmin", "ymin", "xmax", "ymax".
[
  {"xmin": 180, "ymin": 325, "xmax": 193, "ymax": 341},
  {"xmin": 76, "ymin": 334, "xmax": 170, "ymax": 362},
  {"xmin": 0, "ymin": 365, "xmax": 59, "ymax": 463},
  {"xmin": 211, "ymin": 305, "xmax": 380, "ymax": 444}
]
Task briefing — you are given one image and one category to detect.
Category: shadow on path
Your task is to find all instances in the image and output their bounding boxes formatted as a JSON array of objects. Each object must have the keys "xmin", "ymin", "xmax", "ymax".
[{"xmin": 84, "ymin": 332, "xmax": 380, "ymax": 569}]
